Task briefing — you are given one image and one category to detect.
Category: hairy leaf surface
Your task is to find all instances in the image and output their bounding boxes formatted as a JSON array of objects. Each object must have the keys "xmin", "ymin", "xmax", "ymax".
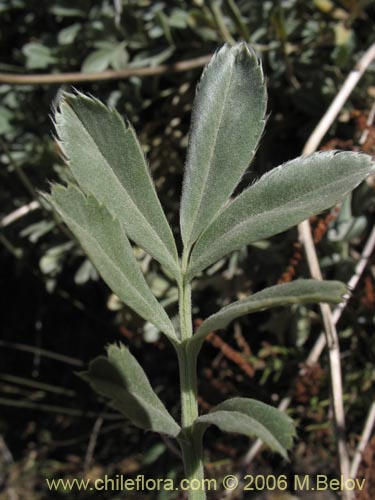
[
  {"xmin": 47, "ymin": 185, "xmax": 176, "ymax": 341},
  {"xmin": 187, "ymin": 151, "xmax": 375, "ymax": 279},
  {"xmin": 191, "ymin": 280, "xmax": 347, "ymax": 354},
  {"xmin": 180, "ymin": 42, "xmax": 267, "ymax": 249},
  {"xmin": 193, "ymin": 398, "xmax": 295, "ymax": 459},
  {"xmin": 81, "ymin": 344, "xmax": 180, "ymax": 436},
  {"xmin": 55, "ymin": 92, "xmax": 180, "ymax": 278}
]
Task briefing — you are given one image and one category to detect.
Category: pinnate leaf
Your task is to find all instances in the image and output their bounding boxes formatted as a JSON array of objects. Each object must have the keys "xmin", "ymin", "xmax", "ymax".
[
  {"xmin": 80, "ymin": 343, "xmax": 180, "ymax": 437},
  {"xmin": 187, "ymin": 151, "xmax": 375, "ymax": 279},
  {"xmin": 193, "ymin": 398, "xmax": 295, "ymax": 459},
  {"xmin": 47, "ymin": 185, "xmax": 177, "ymax": 341},
  {"xmin": 180, "ymin": 42, "xmax": 267, "ymax": 249},
  {"xmin": 54, "ymin": 91, "xmax": 180, "ymax": 278}
]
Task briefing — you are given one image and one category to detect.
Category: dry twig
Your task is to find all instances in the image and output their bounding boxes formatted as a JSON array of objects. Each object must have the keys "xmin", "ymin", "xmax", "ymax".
[
  {"xmin": 350, "ymin": 402, "xmax": 375, "ymax": 479},
  {"xmin": 0, "ymin": 55, "xmax": 212, "ymax": 85},
  {"xmin": 242, "ymin": 42, "xmax": 375, "ymax": 496},
  {"xmin": 84, "ymin": 416, "xmax": 104, "ymax": 473},
  {"xmin": 298, "ymin": 44, "xmax": 375, "ymax": 496},
  {"xmin": 0, "ymin": 201, "xmax": 40, "ymax": 228},
  {"xmin": 303, "ymin": 42, "xmax": 375, "ymax": 154},
  {"xmin": 0, "ymin": 44, "xmax": 274, "ymax": 86},
  {"xmin": 307, "ymin": 223, "xmax": 375, "ymax": 364},
  {"xmin": 242, "ymin": 223, "xmax": 375, "ymax": 465}
]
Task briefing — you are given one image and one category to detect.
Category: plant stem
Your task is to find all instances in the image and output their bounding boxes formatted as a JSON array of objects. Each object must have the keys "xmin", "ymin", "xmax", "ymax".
[{"xmin": 177, "ymin": 269, "xmax": 206, "ymax": 499}]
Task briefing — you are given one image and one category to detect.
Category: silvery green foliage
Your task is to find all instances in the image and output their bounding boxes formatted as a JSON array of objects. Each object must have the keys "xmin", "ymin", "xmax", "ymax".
[
  {"xmin": 188, "ymin": 280, "xmax": 347, "ymax": 358},
  {"xmin": 46, "ymin": 185, "xmax": 177, "ymax": 342},
  {"xmin": 80, "ymin": 344, "xmax": 180, "ymax": 437},
  {"xmin": 54, "ymin": 92, "xmax": 180, "ymax": 279},
  {"xmin": 186, "ymin": 151, "xmax": 375, "ymax": 279},
  {"xmin": 48, "ymin": 42, "xmax": 375, "ymax": 465},
  {"xmin": 194, "ymin": 398, "xmax": 296, "ymax": 459},
  {"xmin": 180, "ymin": 43, "xmax": 267, "ymax": 249}
]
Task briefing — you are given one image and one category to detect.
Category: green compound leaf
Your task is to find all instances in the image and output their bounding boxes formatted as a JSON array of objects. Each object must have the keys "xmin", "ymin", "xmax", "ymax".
[
  {"xmin": 187, "ymin": 151, "xmax": 375, "ymax": 279},
  {"xmin": 54, "ymin": 91, "xmax": 180, "ymax": 279},
  {"xmin": 180, "ymin": 42, "xmax": 267, "ymax": 250},
  {"xmin": 47, "ymin": 185, "xmax": 177, "ymax": 342},
  {"xmin": 80, "ymin": 343, "xmax": 181, "ymax": 437},
  {"xmin": 193, "ymin": 398, "xmax": 295, "ymax": 459},
  {"xmin": 190, "ymin": 280, "xmax": 347, "ymax": 355}
]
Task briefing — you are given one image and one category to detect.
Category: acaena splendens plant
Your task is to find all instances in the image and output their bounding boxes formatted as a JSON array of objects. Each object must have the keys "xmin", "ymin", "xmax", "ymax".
[{"xmin": 45, "ymin": 43, "xmax": 375, "ymax": 498}]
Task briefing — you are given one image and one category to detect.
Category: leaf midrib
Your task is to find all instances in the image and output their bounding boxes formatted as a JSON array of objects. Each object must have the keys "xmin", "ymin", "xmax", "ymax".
[
  {"xmin": 196, "ymin": 293, "xmax": 331, "ymax": 340},
  {"xmin": 193, "ymin": 170, "xmax": 362, "ymax": 268},
  {"xmin": 197, "ymin": 410, "xmax": 285, "ymax": 454},
  {"xmin": 185, "ymin": 56, "xmax": 235, "ymax": 244}
]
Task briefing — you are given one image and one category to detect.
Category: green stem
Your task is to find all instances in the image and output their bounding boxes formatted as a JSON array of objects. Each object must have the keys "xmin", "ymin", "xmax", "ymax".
[{"xmin": 177, "ymin": 263, "xmax": 206, "ymax": 499}]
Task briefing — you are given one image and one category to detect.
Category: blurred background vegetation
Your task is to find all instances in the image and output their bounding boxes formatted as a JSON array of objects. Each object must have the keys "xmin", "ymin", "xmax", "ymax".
[{"xmin": 0, "ymin": 0, "xmax": 374, "ymax": 498}]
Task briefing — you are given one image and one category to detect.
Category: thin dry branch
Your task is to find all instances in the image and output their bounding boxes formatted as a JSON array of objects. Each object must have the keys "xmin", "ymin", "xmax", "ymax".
[
  {"xmin": 0, "ymin": 201, "xmax": 40, "ymax": 228},
  {"xmin": 84, "ymin": 416, "xmax": 104, "ymax": 473},
  {"xmin": 0, "ymin": 55, "xmax": 212, "ymax": 85},
  {"xmin": 0, "ymin": 339, "xmax": 84, "ymax": 367},
  {"xmin": 350, "ymin": 401, "xmax": 375, "ymax": 479},
  {"xmin": 298, "ymin": 43, "xmax": 375, "ymax": 495},
  {"xmin": 358, "ymin": 101, "xmax": 375, "ymax": 145},
  {"xmin": 242, "ymin": 42, "xmax": 375, "ymax": 491},
  {"xmin": 242, "ymin": 222, "xmax": 375, "ymax": 466},
  {"xmin": 303, "ymin": 42, "xmax": 375, "ymax": 154},
  {"xmin": 307, "ymin": 223, "xmax": 375, "ymax": 364},
  {"xmin": 298, "ymin": 219, "xmax": 351, "ymax": 490},
  {"xmin": 0, "ymin": 396, "xmax": 121, "ymax": 420},
  {"xmin": 0, "ymin": 43, "xmax": 275, "ymax": 86}
]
